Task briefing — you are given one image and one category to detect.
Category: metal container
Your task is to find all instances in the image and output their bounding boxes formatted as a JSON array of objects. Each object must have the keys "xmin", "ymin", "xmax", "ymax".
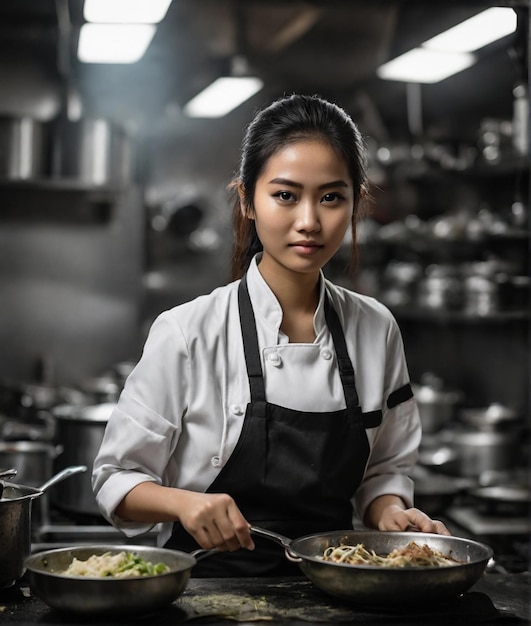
[
  {"xmin": 51, "ymin": 403, "xmax": 114, "ymax": 517},
  {"xmin": 449, "ymin": 430, "xmax": 519, "ymax": 477},
  {"xmin": 0, "ymin": 482, "xmax": 38, "ymax": 588},
  {"xmin": 0, "ymin": 115, "xmax": 48, "ymax": 180},
  {"xmin": 417, "ymin": 275, "xmax": 463, "ymax": 310},
  {"xmin": 0, "ymin": 440, "xmax": 63, "ymax": 527},
  {"xmin": 413, "ymin": 374, "xmax": 463, "ymax": 434},
  {"xmin": 25, "ymin": 545, "xmax": 212, "ymax": 616},
  {"xmin": 51, "ymin": 117, "xmax": 131, "ymax": 186},
  {"xmin": 0, "ymin": 467, "xmax": 86, "ymax": 588},
  {"xmin": 250, "ymin": 527, "xmax": 492, "ymax": 608},
  {"xmin": 0, "ymin": 441, "xmax": 62, "ymax": 487},
  {"xmin": 459, "ymin": 403, "xmax": 520, "ymax": 432},
  {"xmin": 464, "ymin": 275, "xmax": 499, "ymax": 316}
]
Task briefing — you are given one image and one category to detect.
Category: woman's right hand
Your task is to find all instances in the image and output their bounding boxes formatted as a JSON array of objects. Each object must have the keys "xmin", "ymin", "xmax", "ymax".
[
  {"xmin": 116, "ymin": 482, "xmax": 254, "ymax": 552},
  {"xmin": 175, "ymin": 490, "xmax": 255, "ymax": 552}
]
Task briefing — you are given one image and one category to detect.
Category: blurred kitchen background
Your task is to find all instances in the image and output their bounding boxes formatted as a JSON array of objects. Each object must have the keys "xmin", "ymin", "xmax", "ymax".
[{"xmin": 0, "ymin": 0, "xmax": 529, "ymax": 571}]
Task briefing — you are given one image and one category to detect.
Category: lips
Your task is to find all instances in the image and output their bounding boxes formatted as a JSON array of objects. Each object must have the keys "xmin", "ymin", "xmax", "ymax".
[{"xmin": 289, "ymin": 240, "xmax": 322, "ymax": 248}]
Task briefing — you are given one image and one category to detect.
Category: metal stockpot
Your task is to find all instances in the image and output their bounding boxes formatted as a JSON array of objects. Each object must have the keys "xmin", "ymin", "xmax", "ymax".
[
  {"xmin": 413, "ymin": 374, "xmax": 463, "ymax": 434},
  {"xmin": 448, "ymin": 430, "xmax": 520, "ymax": 477},
  {"xmin": 0, "ymin": 441, "xmax": 62, "ymax": 487},
  {"xmin": 0, "ymin": 466, "xmax": 86, "ymax": 588},
  {"xmin": 51, "ymin": 117, "xmax": 131, "ymax": 186},
  {"xmin": 51, "ymin": 402, "xmax": 114, "ymax": 517},
  {"xmin": 0, "ymin": 115, "xmax": 48, "ymax": 180}
]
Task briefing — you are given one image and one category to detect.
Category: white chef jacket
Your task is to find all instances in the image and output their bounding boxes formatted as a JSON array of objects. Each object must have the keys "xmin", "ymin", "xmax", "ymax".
[{"xmin": 93, "ymin": 255, "xmax": 420, "ymax": 546}]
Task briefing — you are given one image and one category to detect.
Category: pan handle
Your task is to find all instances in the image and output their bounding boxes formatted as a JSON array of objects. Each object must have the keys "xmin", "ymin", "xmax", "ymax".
[
  {"xmin": 249, "ymin": 525, "xmax": 302, "ymax": 562},
  {"xmin": 249, "ymin": 525, "xmax": 292, "ymax": 549},
  {"xmin": 190, "ymin": 548, "xmax": 220, "ymax": 562}
]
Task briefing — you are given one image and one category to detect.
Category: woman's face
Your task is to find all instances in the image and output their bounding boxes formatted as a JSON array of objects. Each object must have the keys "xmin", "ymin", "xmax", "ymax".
[{"xmin": 246, "ymin": 139, "xmax": 354, "ymax": 281}]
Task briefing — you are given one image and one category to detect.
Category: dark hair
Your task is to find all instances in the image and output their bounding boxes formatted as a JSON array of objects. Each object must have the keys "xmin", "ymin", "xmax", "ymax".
[{"xmin": 230, "ymin": 93, "xmax": 370, "ymax": 280}]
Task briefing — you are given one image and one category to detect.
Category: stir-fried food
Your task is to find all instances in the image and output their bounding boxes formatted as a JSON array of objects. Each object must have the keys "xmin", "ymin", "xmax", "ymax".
[
  {"xmin": 322, "ymin": 541, "xmax": 461, "ymax": 568},
  {"xmin": 63, "ymin": 551, "xmax": 170, "ymax": 578}
]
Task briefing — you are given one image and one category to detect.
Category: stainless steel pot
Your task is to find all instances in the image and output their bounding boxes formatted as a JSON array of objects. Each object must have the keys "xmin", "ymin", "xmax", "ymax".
[
  {"xmin": 448, "ymin": 430, "xmax": 519, "ymax": 477},
  {"xmin": 0, "ymin": 115, "xmax": 47, "ymax": 180},
  {"xmin": 250, "ymin": 527, "xmax": 492, "ymax": 607},
  {"xmin": 0, "ymin": 440, "xmax": 62, "ymax": 487},
  {"xmin": 0, "ymin": 440, "xmax": 63, "ymax": 527},
  {"xmin": 413, "ymin": 374, "xmax": 463, "ymax": 433},
  {"xmin": 51, "ymin": 402, "xmax": 114, "ymax": 516},
  {"xmin": 0, "ymin": 466, "xmax": 86, "ymax": 588},
  {"xmin": 51, "ymin": 117, "xmax": 131, "ymax": 186}
]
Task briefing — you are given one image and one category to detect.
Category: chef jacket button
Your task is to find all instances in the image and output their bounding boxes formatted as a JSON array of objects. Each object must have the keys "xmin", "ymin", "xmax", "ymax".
[
  {"xmin": 321, "ymin": 349, "xmax": 333, "ymax": 360},
  {"xmin": 211, "ymin": 456, "xmax": 221, "ymax": 468},
  {"xmin": 230, "ymin": 404, "xmax": 244, "ymax": 416},
  {"xmin": 267, "ymin": 352, "xmax": 282, "ymax": 367}
]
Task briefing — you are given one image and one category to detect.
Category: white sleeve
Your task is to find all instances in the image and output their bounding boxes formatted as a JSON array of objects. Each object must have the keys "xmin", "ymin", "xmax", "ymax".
[
  {"xmin": 354, "ymin": 317, "xmax": 420, "ymax": 523},
  {"xmin": 92, "ymin": 312, "xmax": 189, "ymax": 535}
]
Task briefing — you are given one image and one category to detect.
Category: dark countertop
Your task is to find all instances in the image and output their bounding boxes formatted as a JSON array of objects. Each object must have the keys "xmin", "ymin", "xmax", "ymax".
[{"xmin": 0, "ymin": 573, "xmax": 529, "ymax": 625}]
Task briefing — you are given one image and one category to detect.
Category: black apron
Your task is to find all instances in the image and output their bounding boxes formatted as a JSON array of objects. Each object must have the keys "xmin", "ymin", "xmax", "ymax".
[{"xmin": 166, "ymin": 275, "xmax": 383, "ymax": 576}]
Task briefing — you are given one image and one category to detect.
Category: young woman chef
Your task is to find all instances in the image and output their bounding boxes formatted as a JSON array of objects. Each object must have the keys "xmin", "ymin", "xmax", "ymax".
[{"xmin": 93, "ymin": 93, "xmax": 449, "ymax": 577}]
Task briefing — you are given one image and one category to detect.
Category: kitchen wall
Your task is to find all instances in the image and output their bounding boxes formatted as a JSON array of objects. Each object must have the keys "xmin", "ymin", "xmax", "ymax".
[{"xmin": 0, "ymin": 57, "xmax": 145, "ymax": 386}]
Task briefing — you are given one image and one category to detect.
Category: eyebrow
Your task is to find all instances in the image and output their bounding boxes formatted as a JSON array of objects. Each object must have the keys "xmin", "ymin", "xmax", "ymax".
[{"xmin": 268, "ymin": 177, "xmax": 349, "ymax": 190}]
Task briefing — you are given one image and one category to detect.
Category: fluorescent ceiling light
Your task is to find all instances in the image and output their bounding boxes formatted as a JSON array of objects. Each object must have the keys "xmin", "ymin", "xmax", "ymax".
[
  {"xmin": 78, "ymin": 23, "xmax": 155, "ymax": 63},
  {"xmin": 377, "ymin": 48, "xmax": 475, "ymax": 84},
  {"xmin": 184, "ymin": 77, "xmax": 264, "ymax": 118},
  {"xmin": 377, "ymin": 7, "xmax": 517, "ymax": 83},
  {"xmin": 84, "ymin": 0, "xmax": 172, "ymax": 24},
  {"xmin": 423, "ymin": 7, "xmax": 517, "ymax": 53}
]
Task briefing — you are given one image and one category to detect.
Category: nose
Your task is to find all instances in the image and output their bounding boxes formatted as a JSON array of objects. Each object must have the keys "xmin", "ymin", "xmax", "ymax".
[{"xmin": 294, "ymin": 199, "xmax": 320, "ymax": 232}]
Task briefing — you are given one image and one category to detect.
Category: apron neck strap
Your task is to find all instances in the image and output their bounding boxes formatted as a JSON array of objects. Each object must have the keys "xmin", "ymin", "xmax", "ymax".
[
  {"xmin": 323, "ymin": 294, "xmax": 360, "ymax": 409},
  {"xmin": 238, "ymin": 275, "xmax": 360, "ymax": 410},
  {"xmin": 238, "ymin": 275, "xmax": 266, "ymax": 403}
]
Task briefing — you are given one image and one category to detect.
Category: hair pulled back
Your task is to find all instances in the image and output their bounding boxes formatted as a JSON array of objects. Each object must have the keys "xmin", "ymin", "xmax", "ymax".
[{"xmin": 231, "ymin": 93, "xmax": 369, "ymax": 279}]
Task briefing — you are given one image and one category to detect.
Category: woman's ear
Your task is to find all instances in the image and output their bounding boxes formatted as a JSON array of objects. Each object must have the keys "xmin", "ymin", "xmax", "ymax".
[{"xmin": 238, "ymin": 182, "xmax": 254, "ymax": 220}]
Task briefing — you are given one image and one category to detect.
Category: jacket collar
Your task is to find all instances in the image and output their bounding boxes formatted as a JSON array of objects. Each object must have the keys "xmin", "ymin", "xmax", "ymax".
[{"xmin": 245, "ymin": 254, "xmax": 328, "ymax": 341}]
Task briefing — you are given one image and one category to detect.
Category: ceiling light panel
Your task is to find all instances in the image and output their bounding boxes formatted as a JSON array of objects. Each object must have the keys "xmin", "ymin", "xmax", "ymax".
[
  {"xmin": 184, "ymin": 77, "xmax": 264, "ymax": 118},
  {"xmin": 78, "ymin": 23, "xmax": 156, "ymax": 63},
  {"xmin": 423, "ymin": 7, "xmax": 517, "ymax": 53},
  {"xmin": 376, "ymin": 48, "xmax": 476, "ymax": 84},
  {"xmin": 84, "ymin": 0, "xmax": 172, "ymax": 24}
]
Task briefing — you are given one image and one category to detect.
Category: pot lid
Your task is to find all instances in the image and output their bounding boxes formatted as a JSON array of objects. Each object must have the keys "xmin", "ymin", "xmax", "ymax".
[
  {"xmin": 460, "ymin": 403, "xmax": 519, "ymax": 425},
  {"xmin": 413, "ymin": 373, "xmax": 462, "ymax": 403},
  {"xmin": 52, "ymin": 402, "xmax": 115, "ymax": 422}
]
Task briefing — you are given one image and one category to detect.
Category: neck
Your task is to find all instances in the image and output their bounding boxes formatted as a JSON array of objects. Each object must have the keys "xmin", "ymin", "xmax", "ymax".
[{"xmin": 257, "ymin": 260, "xmax": 320, "ymax": 316}]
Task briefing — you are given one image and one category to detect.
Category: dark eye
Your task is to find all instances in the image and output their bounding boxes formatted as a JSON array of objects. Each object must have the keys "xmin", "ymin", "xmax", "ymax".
[
  {"xmin": 274, "ymin": 191, "xmax": 295, "ymax": 202},
  {"xmin": 322, "ymin": 192, "xmax": 343, "ymax": 203}
]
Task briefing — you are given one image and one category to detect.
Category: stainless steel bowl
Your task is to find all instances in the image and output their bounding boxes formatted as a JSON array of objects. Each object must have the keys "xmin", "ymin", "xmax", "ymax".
[{"xmin": 24, "ymin": 545, "xmax": 201, "ymax": 616}]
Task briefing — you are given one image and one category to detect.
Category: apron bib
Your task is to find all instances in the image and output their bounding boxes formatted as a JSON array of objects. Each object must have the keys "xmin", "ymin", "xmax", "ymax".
[{"xmin": 166, "ymin": 275, "xmax": 381, "ymax": 576}]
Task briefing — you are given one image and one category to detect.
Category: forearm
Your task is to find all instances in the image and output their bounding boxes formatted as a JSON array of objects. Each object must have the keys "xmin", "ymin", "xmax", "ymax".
[
  {"xmin": 116, "ymin": 481, "xmax": 254, "ymax": 551},
  {"xmin": 115, "ymin": 481, "xmax": 187, "ymax": 523}
]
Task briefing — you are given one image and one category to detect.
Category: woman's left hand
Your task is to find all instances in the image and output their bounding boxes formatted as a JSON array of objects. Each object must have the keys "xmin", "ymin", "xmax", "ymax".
[{"xmin": 377, "ymin": 503, "xmax": 451, "ymax": 535}]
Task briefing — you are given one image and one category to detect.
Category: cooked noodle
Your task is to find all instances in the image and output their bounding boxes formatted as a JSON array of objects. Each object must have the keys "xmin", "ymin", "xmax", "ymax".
[
  {"xmin": 322, "ymin": 541, "xmax": 460, "ymax": 568},
  {"xmin": 63, "ymin": 551, "xmax": 170, "ymax": 578}
]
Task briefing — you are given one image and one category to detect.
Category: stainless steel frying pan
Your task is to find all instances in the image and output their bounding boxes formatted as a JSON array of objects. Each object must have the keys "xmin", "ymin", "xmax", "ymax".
[{"xmin": 250, "ymin": 526, "xmax": 493, "ymax": 607}]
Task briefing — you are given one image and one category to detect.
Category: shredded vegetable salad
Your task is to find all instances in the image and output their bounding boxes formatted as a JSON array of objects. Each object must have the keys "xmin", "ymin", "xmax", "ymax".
[{"xmin": 63, "ymin": 551, "xmax": 170, "ymax": 578}]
